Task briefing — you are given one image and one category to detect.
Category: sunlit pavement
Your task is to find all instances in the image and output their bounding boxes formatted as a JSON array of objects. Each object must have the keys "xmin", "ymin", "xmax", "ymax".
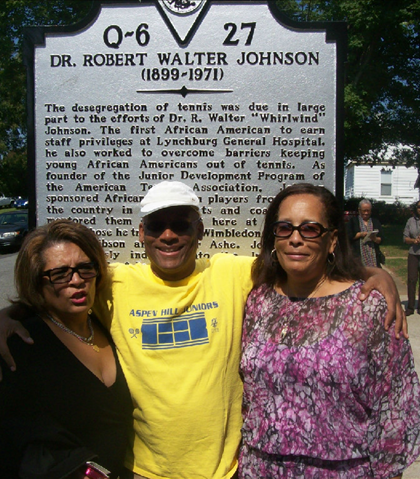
[
  {"xmin": 402, "ymin": 308, "xmax": 420, "ymax": 478},
  {"xmin": 383, "ymin": 267, "xmax": 420, "ymax": 478},
  {"xmin": 0, "ymin": 250, "xmax": 18, "ymax": 308}
]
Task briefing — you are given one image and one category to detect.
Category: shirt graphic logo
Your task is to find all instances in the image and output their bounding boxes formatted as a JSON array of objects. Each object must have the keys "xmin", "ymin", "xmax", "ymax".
[
  {"xmin": 141, "ymin": 312, "xmax": 209, "ymax": 350},
  {"xmin": 211, "ymin": 318, "xmax": 219, "ymax": 332},
  {"xmin": 129, "ymin": 328, "xmax": 140, "ymax": 338}
]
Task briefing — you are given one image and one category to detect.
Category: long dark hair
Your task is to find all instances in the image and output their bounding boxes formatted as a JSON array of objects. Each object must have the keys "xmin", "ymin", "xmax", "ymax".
[{"xmin": 252, "ymin": 183, "xmax": 364, "ymax": 288}]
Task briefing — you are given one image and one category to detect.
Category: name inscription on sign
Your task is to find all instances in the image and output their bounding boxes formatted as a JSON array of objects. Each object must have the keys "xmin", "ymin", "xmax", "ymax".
[{"xmin": 28, "ymin": 0, "xmax": 345, "ymax": 263}]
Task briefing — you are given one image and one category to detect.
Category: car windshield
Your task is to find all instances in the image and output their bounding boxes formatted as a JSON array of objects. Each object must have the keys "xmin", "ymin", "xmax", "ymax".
[{"xmin": 0, "ymin": 213, "xmax": 27, "ymax": 225}]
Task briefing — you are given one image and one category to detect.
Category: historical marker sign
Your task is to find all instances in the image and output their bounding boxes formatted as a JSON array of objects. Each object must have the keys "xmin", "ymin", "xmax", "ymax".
[{"xmin": 25, "ymin": 0, "xmax": 346, "ymax": 263}]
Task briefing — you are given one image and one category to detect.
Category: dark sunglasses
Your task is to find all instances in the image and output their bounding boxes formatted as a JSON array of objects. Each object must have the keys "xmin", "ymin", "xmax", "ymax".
[
  {"xmin": 43, "ymin": 262, "xmax": 98, "ymax": 284},
  {"xmin": 272, "ymin": 221, "xmax": 333, "ymax": 239},
  {"xmin": 144, "ymin": 218, "xmax": 201, "ymax": 235}
]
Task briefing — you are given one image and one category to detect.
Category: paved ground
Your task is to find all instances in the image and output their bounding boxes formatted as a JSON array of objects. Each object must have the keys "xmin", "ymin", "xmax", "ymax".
[
  {"xmin": 1, "ymin": 253, "xmax": 420, "ymax": 475},
  {"xmin": 0, "ymin": 249, "xmax": 18, "ymax": 308},
  {"xmin": 382, "ymin": 266, "xmax": 420, "ymax": 478}
]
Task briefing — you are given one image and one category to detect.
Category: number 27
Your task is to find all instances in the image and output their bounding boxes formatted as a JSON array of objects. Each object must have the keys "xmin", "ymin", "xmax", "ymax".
[{"xmin": 223, "ymin": 22, "xmax": 256, "ymax": 46}]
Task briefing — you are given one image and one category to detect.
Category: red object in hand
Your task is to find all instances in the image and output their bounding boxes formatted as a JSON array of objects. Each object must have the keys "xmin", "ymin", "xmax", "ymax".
[{"xmin": 84, "ymin": 461, "xmax": 110, "ymax": 479}]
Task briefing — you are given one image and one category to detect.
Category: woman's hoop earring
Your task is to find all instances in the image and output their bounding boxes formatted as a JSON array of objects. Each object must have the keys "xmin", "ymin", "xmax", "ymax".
[
  {"xmin": 327, "ymin": 251, "xmax": 336, "ymax": 266},
  {"xmin": 271, "ymin": 249, "xmax": 278, "ymax": 263}
]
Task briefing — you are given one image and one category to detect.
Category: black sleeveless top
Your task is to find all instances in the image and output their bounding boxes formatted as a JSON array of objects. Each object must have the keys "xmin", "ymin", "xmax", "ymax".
[{"xmin": 0, "ymin": 315, "xmax": 133, "ymax": 479}]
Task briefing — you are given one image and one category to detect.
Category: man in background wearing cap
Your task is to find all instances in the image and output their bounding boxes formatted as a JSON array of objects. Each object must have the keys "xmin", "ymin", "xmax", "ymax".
[{"xmin": 0, "ymin": 181, "xmax": 405, "ymax": 479}]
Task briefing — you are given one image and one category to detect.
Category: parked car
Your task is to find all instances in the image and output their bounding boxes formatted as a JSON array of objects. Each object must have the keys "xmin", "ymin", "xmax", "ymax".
[
  {"xmin": 14, "ymin": 197, "xmax": 28, "ymax": 209},
  {"xmin": 0, "ymin": 194, "xmax": 14, "ymax": 209},
  {"xmin": 0, "ymin": 209, "xmax": 28, "ymax": 249}
]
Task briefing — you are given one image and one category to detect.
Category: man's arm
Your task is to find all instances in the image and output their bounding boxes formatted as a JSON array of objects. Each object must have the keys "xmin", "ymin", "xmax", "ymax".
[
  {"xmin": 0, "ymin": 304, "xmax": 33, "ymax": 379},
  {"xmin": 359, "ymin": 267, "xmax": 407, "ymax": 339}
]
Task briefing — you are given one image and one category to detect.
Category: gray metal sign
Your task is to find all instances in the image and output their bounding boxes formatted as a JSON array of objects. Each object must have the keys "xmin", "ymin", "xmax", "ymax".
[{"xmin": 25, "ymin": 0, "xmax": 346, "ymax": 263}]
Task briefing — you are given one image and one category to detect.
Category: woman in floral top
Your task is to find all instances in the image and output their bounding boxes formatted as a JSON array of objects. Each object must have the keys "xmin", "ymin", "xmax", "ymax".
[{"xmin": 240, "ymin": 184, "xmax": 420, "ymax": 479}]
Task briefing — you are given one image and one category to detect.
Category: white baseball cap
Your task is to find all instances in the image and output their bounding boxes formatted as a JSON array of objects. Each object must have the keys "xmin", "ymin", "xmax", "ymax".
[{"xmin": 140, "ymin": 181, "xmax": 200, "ymax": 216}]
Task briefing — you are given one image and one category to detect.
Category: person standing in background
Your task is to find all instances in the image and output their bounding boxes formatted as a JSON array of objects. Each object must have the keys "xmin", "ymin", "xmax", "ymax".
[
  {"xmin": 403, "ymin": 200, "xmax": 420, "ymax": 316},
  {"xmin": 347, "ymin": 199, "xmax": 384, "ymax": 267}
]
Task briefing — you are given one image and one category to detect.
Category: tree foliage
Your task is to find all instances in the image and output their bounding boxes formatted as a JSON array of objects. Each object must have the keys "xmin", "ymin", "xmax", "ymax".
[
  {"xmin": 0, "ymin": 0, "xmax": 92, "ymax": 195},
  {"xmin": 0, "ymin": 148, "xmax": 27, "ymax": 196},
  {"xmin": 276, "ymin": 0, "xmax": 420, "ymax": 167}
]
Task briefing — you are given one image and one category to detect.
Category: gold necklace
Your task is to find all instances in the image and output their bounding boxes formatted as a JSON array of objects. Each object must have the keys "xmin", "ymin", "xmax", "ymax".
[{"xmin": 46, "ymin": 313, "xmax": 100, "ymax": 353}]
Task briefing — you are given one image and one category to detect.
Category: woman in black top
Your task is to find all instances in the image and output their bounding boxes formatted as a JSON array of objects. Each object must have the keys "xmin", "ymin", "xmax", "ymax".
[{"xmin": 0, "ymin": 220, "xmax": 133, "ymax": 479}]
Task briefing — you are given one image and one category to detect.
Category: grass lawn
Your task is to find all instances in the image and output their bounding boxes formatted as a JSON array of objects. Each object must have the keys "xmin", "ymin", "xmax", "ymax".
[{"xmin": 381, "ymin": 224, "xmax": 409, "ymax": 285}]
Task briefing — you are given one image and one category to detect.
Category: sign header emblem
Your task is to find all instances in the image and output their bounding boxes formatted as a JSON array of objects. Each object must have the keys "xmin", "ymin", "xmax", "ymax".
[{"xmin": 161, "ymin": 0, "xmax": 205, "ymax": 15}]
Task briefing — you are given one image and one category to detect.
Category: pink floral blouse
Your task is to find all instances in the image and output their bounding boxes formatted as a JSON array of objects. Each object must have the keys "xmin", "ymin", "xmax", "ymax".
[{"xmin": 240, "ymin": 281, "xmax": 420, "ymax": 478}]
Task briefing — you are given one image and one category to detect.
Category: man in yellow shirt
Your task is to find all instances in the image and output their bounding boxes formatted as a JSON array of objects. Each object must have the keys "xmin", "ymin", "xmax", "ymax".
[{"xmin": 95, "ymin": 181, "xmax": 254, "ymax": 479}]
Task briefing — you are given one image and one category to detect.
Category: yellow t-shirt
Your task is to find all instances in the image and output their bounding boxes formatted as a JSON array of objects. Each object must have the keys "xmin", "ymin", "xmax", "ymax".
[{"xmin": 95, "ymin": 254, "xmax": 254, "ymax": 479}]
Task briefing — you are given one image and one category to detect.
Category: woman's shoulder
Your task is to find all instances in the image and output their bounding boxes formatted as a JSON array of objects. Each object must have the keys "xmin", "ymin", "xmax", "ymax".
[
  {"xmin": 249, "ymin": 282, "xmax": 272, "ymax": 296},
  {"xmin": 20, "ymin": 314, "xmax": 48, "ymax": 336},
  {"xmin": 347, "ymin": 215, "xmax": 359, "ymax": 227},
  {"xmin": 7, "ymin": 315, "xmax": 49, "ymax": 358},
  {"xmin": 0, "ymin": 316, "xmax": 47, "ymax": 385},
  {"xmin": 337, "ymin": 279, "xmax": 383, "ymax": 299},
  {"xmin": 341, "ymin": 281, "xmax": 387, "ymax": 320},
  {"xmin": 317, "ymin": 280, "xmax": 384, "ymax": 312},
  {"xmin": 405, "ymin": 216, "xmax": 417, "ymax": 226},
  {"xmin": 321, "ymin": 279, "xmax": 356, "ymax": 296},
  {"xmin": 247, "ymin": 284, "xmax": 276, "ymax": 308}
]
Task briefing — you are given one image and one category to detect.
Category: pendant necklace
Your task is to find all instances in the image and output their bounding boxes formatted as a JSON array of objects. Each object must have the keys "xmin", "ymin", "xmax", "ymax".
[
  {"xmin": 280, "ymin": 276, "xmax": 327, "ymax": 340},
  {"xmin": 46, "ymin": 313, "xmax": 100, "ymax": 352}
]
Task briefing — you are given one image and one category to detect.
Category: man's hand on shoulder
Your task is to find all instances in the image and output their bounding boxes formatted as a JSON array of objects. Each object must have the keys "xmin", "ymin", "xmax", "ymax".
[
  {"xmin": 0, "ymin": 305, "xmax": 34, "ymax": 380},
  {"xmin": 359, "ymin": 267, "xmax": 408, "ymax": 339}
]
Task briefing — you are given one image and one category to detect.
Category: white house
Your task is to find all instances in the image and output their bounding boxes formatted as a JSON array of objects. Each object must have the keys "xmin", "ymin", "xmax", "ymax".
[{"xmin": 344, "ymin": 145, "xmax": 419, "ymax": 205}]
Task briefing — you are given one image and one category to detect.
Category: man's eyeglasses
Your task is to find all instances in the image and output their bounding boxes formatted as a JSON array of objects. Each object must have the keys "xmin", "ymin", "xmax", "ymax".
[
  {"xmin": 43, "ymin": 262, "xmax": 98, "ymax": 284},
  {"xmin": 272, "ymin": 221, "xmax": 333, "ymax": 239},
  {"xmin": 144, "ymin": 218, "xmax": 201, "ymax": 235}
]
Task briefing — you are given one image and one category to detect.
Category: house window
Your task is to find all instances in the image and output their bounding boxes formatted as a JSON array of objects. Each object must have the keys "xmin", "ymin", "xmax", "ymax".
[{"xmin": 381, "ymin": 170, "xmax": 392, "ymax": 196}]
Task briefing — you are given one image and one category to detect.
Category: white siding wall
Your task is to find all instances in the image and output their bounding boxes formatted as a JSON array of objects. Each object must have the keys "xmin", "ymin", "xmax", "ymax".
[
  {"xmin": 344, "ymin": 165, "xmax": 355, "ymax": 197},
  {"xmin": 345, "ymin": 163, "xmax": 419, "ymax": 205}
]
